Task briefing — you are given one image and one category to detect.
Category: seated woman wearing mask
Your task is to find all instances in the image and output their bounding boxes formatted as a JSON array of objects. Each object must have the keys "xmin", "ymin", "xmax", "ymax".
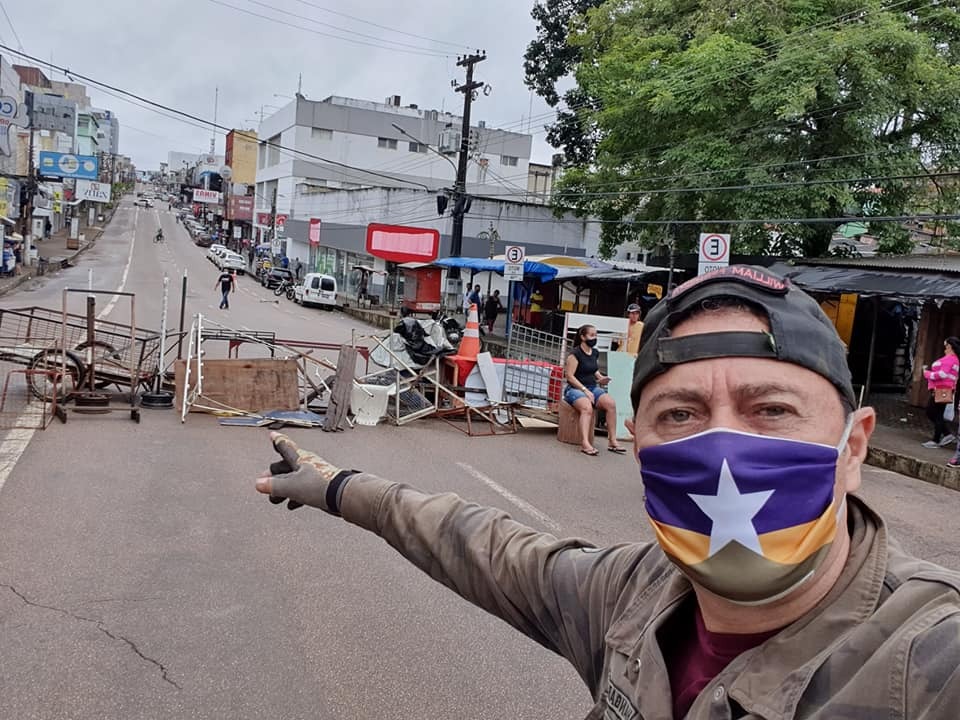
[{"xmin": 563, "ymin": 323, "xmax": 627, "ymax": 456}]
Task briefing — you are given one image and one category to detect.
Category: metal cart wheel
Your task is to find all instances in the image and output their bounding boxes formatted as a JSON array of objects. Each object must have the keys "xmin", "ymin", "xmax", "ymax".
[
  {"xmin": 73, "ymin": 340, "xmax": 119, "ymax": 389},
  {"xmin": 27, "ymin": 349, "xmax": 86, "ymax": 402}
]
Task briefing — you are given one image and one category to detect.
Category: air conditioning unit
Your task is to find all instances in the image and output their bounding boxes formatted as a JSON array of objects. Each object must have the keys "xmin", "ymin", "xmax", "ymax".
[{"xmin": 438, "ymin": 129, "xmax": 461, "ymax": 155}]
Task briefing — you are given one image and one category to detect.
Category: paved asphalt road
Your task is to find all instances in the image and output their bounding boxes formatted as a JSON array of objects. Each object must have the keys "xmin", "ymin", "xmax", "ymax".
[{"xmin": 0, "ymin": 197, "xmax": 958, "ymax": 719}]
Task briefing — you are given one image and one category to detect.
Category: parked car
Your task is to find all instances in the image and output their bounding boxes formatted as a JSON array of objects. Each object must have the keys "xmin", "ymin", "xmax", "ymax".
[
  {"xmin": 207, "ymin": 245, "xmax": 228, "ymax": 263},
  {"xmin": 219, "ymin": 252, "xmax": 246, "ymax": 275},
  {"xmin": 194, "ymin": 235, "xmax": 214, "ymax": 248},
  {"xmin": 261, "ymin": 267, "xmax": 294, "ymax": 290},
  {"xmin": 294, "ymin": 273, "xmax": 339, "ymax": 308}
]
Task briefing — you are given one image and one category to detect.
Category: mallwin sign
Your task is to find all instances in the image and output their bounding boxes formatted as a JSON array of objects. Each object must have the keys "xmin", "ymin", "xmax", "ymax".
[{"xmin": 76, "ymin": 180, "xmax": 111, "ymax": 204}]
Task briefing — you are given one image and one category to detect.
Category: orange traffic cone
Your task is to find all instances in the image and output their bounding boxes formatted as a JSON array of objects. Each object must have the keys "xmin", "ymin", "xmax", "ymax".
[{"xmin": 459, "ymin": 303, "xmax": 481, "ymax": 360}]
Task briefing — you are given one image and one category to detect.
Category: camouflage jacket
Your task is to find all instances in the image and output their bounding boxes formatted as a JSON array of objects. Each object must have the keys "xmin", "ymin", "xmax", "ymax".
[{"xmin": 340, "ymin": 476, "xmax": 960, "ymax": 719}]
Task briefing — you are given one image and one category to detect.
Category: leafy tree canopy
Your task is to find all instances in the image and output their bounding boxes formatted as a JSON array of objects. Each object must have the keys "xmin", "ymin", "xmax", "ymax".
[{"xmin": 528, "ymin": 0, "xmax": 960, "ymax": 257}]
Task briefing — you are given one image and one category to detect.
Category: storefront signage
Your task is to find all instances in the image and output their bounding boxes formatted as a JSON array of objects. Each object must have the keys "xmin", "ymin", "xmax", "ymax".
[
  {"xmin": 366, "ymin": 223, "xmax": 440, "ymax": 263},
  {"xmin": 38, "ymin": 152, "xmax": 99, "ymax": 180},
  {"xmin": 192, "ymin": 188, "xmax": 222, "ymax": 204},
  {"xmin": 0, "ymin": 96, "xmax": 28, "ymax": 158},
  {"xmin": 76, "ymin": 180, "xmax": 111, "ymax": 204}
]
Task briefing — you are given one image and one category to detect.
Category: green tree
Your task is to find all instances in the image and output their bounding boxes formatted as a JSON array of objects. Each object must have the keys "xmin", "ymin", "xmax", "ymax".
[
  {"xmin": 545, "ymin": 0, "xmax": 960, "ymax": 258},
  {"xmin": 524, "ymin": 0, "xmax": 606, "ymax": 165}
]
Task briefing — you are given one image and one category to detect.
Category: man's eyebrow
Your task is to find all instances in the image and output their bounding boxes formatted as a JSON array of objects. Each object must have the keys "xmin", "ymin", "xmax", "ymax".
[
  {"xmin": 733, "ymin": 382, "xmax": 804, "ymax": 399},
  {"xmin": 645, "ymin": 389, "xmax": 707, "ymax": 406}
]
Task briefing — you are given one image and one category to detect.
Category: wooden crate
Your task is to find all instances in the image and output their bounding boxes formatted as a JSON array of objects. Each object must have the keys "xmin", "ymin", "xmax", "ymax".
[{"xmin": 557, "ymin": 400, "xmax": 595, "ymax": 445}]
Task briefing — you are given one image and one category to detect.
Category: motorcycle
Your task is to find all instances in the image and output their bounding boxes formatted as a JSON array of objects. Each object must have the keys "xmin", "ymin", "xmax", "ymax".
[
  {"xmin": 274, "ymin": 278, "xmax": 296, "ymax": 301},
  {"xmin": 432, "ymin": 309, "xmax": 463, "ymax": 347}
]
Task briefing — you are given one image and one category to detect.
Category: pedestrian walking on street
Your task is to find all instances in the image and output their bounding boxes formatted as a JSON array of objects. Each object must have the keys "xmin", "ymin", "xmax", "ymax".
[
  {"xmin": 216, "ymin": 270, "xmax": 235, "ymax": 310},
  {"xmin": 483, "ymin": 289, "xmax": 503, "ymax": 333},
  {"xmin": 255, "ymin": 265, "xmax": 960, "ymax": 719},
  {"xmin": 295, "ymin": 259, "xmax": 303, "ymax": 281},
  {"xmin": 921, "ymin": 337, "xmax": 960, "ymax": 449}
]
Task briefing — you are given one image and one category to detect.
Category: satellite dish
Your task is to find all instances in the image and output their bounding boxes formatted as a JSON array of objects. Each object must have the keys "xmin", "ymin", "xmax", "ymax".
[{"xmin": 220, "ymin": 165, "xmax": 233, "ymax": 180}]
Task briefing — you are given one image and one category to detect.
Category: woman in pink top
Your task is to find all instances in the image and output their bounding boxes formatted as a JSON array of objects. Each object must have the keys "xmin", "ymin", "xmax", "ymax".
[{"xmin": 922, "ymin": 336, "xmax": 960, "ymax": 449}]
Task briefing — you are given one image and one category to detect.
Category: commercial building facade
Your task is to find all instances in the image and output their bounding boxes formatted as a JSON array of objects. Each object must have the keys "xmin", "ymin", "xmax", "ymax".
[{"xmin": 250, "ymin": 93, "xmax": 597, "ymax": 303}]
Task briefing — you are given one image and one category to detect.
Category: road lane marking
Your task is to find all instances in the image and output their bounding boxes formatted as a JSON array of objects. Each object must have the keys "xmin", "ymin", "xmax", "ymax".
[
  {"xmin": 456, "ymin": 462, "xmax": 562, "ymax": 534},
  {"xmin": 97, "ymin": 205, "xmax": 138, "ymax": 320},
  {"xmin": 0, "ymin": 428, "xmax": 35, "ymax": 496},
  {"xmin": 3, "ymin": 201, "xmax": 137, "ymax": 500}
]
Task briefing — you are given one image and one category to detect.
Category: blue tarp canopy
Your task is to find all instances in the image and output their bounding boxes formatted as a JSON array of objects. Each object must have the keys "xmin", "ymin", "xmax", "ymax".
[{"xmin": 433, "ymin": 257, "xmax": 558, "ymax": 283}]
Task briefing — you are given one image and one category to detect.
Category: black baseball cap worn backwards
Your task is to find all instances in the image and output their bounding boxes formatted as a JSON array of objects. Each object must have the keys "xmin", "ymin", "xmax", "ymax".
[{"xmin": 631, "ymin": 265, "xmax": 855, "ymax": 412}]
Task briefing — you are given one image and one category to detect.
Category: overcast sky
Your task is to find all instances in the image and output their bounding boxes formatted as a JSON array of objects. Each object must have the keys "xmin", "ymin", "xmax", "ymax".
[{"xmin": 5, "ymin": 0, "xmax": 559, "ymax": 171}]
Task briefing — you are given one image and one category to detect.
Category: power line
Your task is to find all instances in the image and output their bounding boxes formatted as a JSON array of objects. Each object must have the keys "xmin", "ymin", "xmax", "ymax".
[
  {"xmin": 236, "ymin": 0, "xmax": 458, "ymax": 55},
  {"xmin": 3, "ymin": 43, "xmax": 435, "ymax": 191},
  {"xmin": 0, "ymin": 1, "xmax": 22, "ymax": 51},
  {"xmin": 288, "ymin": 0, "xmax": 471, "ymax": 51},
  {"xmin": 461, "ymin": 211, "xmax": 960, "ymax": 227},
  {"xmin": 476, "ymin": 170, "xmax": 960, "ymax": 203},
  {"xmin": 204, "ymin": 0, "xmax": 451, "ymax": 57}
]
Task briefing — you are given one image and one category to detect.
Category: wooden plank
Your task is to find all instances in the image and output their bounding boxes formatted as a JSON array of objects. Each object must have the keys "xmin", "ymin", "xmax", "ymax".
[
  {"xmin": 175, "ymin": 358, "xmax": 300, "ymax": 414},
  {"xmin": 324, "ymin": 345, "xmax": 358, "ymax": 431}
]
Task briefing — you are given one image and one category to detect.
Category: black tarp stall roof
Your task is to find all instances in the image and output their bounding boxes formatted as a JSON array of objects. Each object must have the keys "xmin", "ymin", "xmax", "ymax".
[{"xmin": 770, "ymin": 262, "xmax": 960, "ymax": 301}]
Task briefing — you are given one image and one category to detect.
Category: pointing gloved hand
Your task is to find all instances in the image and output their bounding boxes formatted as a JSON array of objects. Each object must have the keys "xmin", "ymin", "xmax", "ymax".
[{"xmin": 255, "ymin": 432, "xmax": 355, "ymax": 514}]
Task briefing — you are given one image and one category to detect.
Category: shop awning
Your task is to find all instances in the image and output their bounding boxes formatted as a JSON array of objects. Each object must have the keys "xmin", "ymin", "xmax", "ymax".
[
  {"xmin": 770, "ymin": 262, "xmax": 960, "ymax": 301},
  {"xmin": 434, "ymin": 257, "xmax": 558, "ymax": 283}
]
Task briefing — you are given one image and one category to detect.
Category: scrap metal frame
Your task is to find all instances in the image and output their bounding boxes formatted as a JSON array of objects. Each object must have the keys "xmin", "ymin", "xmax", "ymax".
[{"xmin": 61, "ymin": 288, "xmax": 141, "ymax": 422}]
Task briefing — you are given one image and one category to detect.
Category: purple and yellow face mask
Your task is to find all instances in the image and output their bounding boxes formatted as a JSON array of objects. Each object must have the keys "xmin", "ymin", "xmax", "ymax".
[{"xmin": 638, "ymin": 422, "xmax": 852, "ymax": 604}]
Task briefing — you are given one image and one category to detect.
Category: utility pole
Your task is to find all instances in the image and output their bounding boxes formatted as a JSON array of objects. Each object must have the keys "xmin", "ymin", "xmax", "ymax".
[
  {"xmin": 448, "ymin": 50, "xmax": 486, "ymax": 281},
  {"xmin": 24, "ymin": 90, "xmax": 36, "ymax": 263},
  {"xmin": 211, "ymin": 87, "xmax": 219, "ymax": 155}
]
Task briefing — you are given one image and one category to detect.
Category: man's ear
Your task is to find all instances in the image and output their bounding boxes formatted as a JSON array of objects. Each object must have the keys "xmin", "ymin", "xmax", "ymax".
[{"xmin": 840, "ymin": 407, "xmax": 875, "ymax": 494}]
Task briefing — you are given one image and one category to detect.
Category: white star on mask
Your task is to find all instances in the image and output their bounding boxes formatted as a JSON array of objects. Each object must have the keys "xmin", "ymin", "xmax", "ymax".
[{"xmin": 688, "ymin": 459, "xmax": 775, "ymax": 558}]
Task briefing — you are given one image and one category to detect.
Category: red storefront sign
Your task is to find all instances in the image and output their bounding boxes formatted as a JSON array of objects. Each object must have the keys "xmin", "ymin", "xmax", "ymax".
[
  {"xmin": 365, "ymin": 223, "xmax": 440, "ymax": 263},
  {"xmin": 227, "ymin": 195, "xmax": 254, "ymax": 221}
]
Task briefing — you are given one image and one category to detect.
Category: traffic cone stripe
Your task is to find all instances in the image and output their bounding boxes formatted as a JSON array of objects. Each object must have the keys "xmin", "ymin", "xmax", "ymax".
[{"xmin": 459, "ymin": 303, "xmax": 481, "ymax": 359}]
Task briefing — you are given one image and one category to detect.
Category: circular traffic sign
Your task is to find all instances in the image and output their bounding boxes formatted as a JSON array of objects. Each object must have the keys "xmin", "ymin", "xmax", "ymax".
[
  {"xmin": 700, "ymin": 234, "xmax": 728, "ymax": 262},
  {"xmin": 505, "ymin": 246, "xmax": 524, "ymax": 263}
]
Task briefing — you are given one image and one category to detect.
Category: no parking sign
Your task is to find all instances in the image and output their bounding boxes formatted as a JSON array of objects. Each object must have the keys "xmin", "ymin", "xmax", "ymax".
[{"xmin": 698, "ymin": 233, "xmax": 730, "ymax": 275}]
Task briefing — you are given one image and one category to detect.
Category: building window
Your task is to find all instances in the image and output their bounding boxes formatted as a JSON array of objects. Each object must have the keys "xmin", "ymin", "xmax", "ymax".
[
  {"xmin": 378, "ymin": 137, "xmax": 398, "ymax": 150},
  {"xmin": 408, "ymin": 142, "xmax": 427, "ymax": 153},
  {"xmin": 501, "ymin": 155, "xmax": 519, "ymax": 167},
  {"xmin": 312, "ymin": 128, "xmax": 333, "ymax": 140},
  {"xmin": 626, "ymin": 252, "xmax": 632, "ymax": 260}
]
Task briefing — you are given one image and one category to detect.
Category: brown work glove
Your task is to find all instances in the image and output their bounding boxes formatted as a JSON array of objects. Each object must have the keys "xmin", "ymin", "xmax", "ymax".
[{"xmin": 255, "ymin": 432, "xmax": 355, "ymax": 514}]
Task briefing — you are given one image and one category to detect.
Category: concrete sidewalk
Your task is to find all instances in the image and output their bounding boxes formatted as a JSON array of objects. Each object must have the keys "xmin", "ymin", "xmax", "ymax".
[
  {"xmin": 0, "ymin": 211, "xmax": 116, "ymax": 298},
  {"xmin": 867, "ymin": 423, "xmax": 960, "ymax": 492}
]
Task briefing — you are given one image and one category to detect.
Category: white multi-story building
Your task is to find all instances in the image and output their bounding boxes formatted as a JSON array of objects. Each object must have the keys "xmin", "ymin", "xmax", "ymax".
[
  {"xmin": 254, "ymin": 94, "xmax": 533, "ymax": 221},
  {"xmin": 252, "ymin": 94, "xmax": 597, "ymax": 301}
]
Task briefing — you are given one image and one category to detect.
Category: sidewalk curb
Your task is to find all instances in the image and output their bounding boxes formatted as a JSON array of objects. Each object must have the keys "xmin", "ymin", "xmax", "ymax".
[
  {"xmin": 866, "ymin": 446, "xmax": 960, "ymax": 492},
  {"xmin": 0, "ymin": 211, "xmax": 116, "ymax": 298},
  {"xmin": 342, "ymin": 304, "xmax": 396, "ymax": 331}
]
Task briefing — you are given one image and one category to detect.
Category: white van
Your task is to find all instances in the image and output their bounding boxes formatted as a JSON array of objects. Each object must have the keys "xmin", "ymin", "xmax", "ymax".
[{"xmin": 295, "ymin": 273, "xmax": 339, "ymax": 308}]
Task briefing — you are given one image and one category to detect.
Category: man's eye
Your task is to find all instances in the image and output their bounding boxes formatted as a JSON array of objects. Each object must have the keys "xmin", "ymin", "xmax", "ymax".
[
  {"xmin": 662, "ymin": 409, "xmax": 693, "ymax": 423},
  {"xmin": 757, "ymin": 405, "xmax": 789, "ymax": 417}
]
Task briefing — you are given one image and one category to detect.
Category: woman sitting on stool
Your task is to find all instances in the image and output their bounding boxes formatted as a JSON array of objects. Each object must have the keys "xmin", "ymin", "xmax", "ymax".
[{"xmin": 564, "ymin": 323, "xmax": 627, "ymax": 456}]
